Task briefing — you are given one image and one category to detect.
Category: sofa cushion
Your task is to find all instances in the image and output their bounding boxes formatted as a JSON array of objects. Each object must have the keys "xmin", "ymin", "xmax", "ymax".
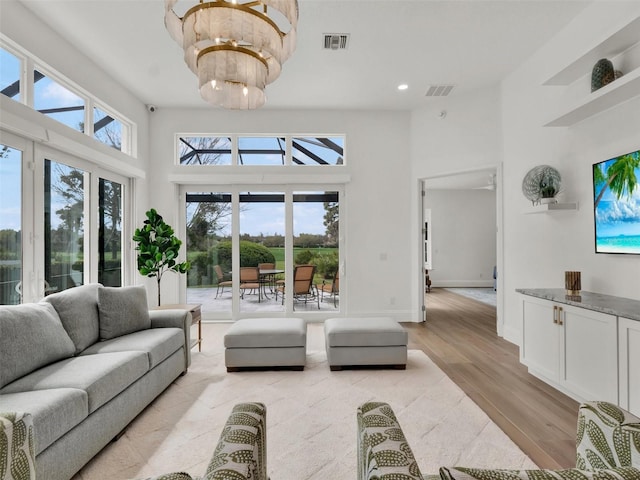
[
  {"xmin": 44, "ymin": 283, "xmax": 101, "ymax": 354},
  {"xmin": 80, "ymin": 328, "xmax": 184, "ymax": 369},
  {"xmin": 0, "ymin": 389, "xmax": 88, "ymax": 455},
  {"xmin": 0, "ymin": 412, "xmax": 36, "ymax": 480},
  {"xmin": 0, "ymin": 351, "xmax": 148, "ymax": 413},
  {"xmin": 0, "ymin": 302, "xmax": 75, "ymax": 389},
  {"xmin": 439, "ymin": 466, "xmax": 640, "ymax": 480},
  {"xmin": 98, "ymin": 285, "xmax": 151, "ymax": 340}
]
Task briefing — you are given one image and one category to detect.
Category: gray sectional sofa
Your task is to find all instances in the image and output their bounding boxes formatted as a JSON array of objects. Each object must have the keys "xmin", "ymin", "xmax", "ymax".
[{"xmin": 0, "ymin": 283, "xmax": 192, "ymax": 480}]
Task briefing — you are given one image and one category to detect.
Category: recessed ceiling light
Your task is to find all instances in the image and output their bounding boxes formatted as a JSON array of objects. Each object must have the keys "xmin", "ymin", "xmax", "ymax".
[{"xmin": 397, "ymin": 84, "xmax": 409, "ymax": 91}]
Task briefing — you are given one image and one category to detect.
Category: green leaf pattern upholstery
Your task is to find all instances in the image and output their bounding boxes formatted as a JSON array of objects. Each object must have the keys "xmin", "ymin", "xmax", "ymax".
[
  {"xmin": 201, "ymin": 402, "xmax": 267, "ymax": 480},
  {"xmin": 357, "ymin": 402, "xmax": 640, "ymax": 480},
  {"xmin": 0, "ymin": 412, "xmax": 36, "ymax": 480},
  {"xmin": 439, "ymin": 466, "xmax": 640, "ymax": 480},
  {"xmin": 357, "ymin": 401, "xmax": 424, "ymax": 480},
  {"xmin": 576, "ymin": 402, "xmax": 640, "ymax": 470}
]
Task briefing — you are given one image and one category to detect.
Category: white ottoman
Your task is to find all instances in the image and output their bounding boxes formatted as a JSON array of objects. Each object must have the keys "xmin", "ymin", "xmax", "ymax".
[
  {"xmin": 324, "ymin": 317, "xmax": 407, "ymax": 371},
  {"xmin": 224, "ymin": 317, "xmax": 307, "ymax": 372}
]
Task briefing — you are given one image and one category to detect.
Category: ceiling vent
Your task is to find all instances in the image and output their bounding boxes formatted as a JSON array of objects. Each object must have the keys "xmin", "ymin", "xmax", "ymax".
[
  {"xmin": 425, "ymin": 85, "xmax": 455, "ymax": 97},
  {"xmin": 323, "ymin": 34, "xmax": 350, "ymax": 50}
]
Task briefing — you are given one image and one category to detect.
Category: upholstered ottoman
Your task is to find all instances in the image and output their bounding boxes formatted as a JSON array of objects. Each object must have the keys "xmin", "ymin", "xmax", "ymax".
[
  {"xmin": 324, "ymin": 317, "xmax": 408, "ymax": 371},
  {"xmin": 224, "ymin": 317, "xmax": 307, "ymax": 372}
]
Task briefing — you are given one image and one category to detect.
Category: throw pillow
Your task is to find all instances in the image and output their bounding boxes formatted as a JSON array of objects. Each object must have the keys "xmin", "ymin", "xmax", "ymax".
[
  {"xmin": 439, "ymin": 466, "xmax": 640, "ymax": 480},
  {"xmin": 0, "ymin": 303, "xmax": 75, "ymax": 388},
  {"xmin": 44, "ymin": 283, "xmax": 101, "ymax": 354},
  {"xmin": 98, "ymin": 285, "xmax": 151, "ymax": 340}
]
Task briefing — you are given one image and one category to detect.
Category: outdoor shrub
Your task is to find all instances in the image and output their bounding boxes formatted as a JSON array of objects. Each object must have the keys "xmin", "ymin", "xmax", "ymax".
[
  {"xmin": 315, "ymin": 251, "xmax": 339, "ymax": 279},
  {"xmin": 217, "ymin": 240, "xmax": 275, "ymax": 271},
  {"xmin": 294, "ymin": 249, "xmax": 315, "ymax": 265}
]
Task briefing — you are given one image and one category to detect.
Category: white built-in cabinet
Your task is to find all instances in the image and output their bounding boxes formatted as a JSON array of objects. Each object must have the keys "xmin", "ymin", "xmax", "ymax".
[
  {"xmin": 618, "ymin": 317, "xmax": 640, "ymax": 415},
  {"xmin": 522, "ymin": 296, "xmax": 618, "ymax": 404}
]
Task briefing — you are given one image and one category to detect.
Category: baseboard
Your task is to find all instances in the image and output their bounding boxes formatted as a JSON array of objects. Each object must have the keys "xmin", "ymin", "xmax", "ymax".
[{"xmin": 433, "ymin": 280, "xmax": 495, "ymax": 288}]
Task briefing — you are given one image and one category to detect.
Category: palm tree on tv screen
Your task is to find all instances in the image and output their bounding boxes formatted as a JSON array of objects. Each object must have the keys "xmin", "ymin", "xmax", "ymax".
[{"xmin": 594, "ymin": 151, "xmax": 640, "ymax": 207}]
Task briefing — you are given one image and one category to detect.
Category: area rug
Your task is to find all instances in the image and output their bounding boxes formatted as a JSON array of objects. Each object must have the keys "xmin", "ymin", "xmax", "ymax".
[
  {"xmin": 444, "ymin": 287, "xmax": 497, "ymax": 307},
  {"xmin": 73, "ymin": 324, "xmax": 535, "ymax": 480}
]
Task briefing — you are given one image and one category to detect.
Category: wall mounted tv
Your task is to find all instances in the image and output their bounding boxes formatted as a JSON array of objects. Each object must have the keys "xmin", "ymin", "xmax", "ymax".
[{"xmin": 592, "ymin": 149, "xmax": 640, "ymax": 254}]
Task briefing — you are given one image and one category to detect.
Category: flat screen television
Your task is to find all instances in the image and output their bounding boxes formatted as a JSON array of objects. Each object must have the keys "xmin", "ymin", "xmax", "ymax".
[{"xmin": 592, "ymin": 149, "xmax": 640, "ymax": 254}]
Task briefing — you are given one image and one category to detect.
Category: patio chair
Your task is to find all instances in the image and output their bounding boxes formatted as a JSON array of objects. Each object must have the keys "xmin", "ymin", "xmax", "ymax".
[
  {"xmin": 277, "ymin": 264, "xmax": 319, "ymax": 309},
  {"xmin": 319, "ymin": 270, "xmax": 339, "ymax": 307},
  {"xmin": 214, "ymin": 264, "xmax": 233, "ymax": 298},
  {"xmin": 239, "ymin": 266, "xmax": 262, "ymax": 302},
  {"xmin": 258, "ymin": 262, "xmax": 276, "ymax": 294}
]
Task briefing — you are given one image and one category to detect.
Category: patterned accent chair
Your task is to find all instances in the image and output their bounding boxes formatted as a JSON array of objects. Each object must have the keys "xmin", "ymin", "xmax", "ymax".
[
  {"xmin": 1, "ymin": 402, "xmax": 267, "ymax": 480},
  {"xmin": 0, "ymin": 412, "xmax": 36, "ymax": 480},
  {"xmin": 357, "ymin": 401, "xmax": 640, "ymax": 480}
]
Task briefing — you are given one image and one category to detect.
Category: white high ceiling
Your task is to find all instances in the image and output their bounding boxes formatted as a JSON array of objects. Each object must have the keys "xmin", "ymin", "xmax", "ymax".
[{"xmin": 17, "ymin": 0, "xmax": 590, "ymax": 111}]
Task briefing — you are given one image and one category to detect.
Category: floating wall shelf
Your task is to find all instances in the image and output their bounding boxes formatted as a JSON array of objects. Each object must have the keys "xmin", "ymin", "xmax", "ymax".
[
  {"xmin": 543, "ymin": 15, "xmax": 640, "ymax": 127},
  {"xmin": 543, "ymin": 16, "xmax": 640, "ymax": 86},
  {"xmin": 545, "ymin": 68, "xmax": 640, "ymax": 127},
  {"xmin": 523, "ymin": 202, "xmax": 579, "ymax": 214}
]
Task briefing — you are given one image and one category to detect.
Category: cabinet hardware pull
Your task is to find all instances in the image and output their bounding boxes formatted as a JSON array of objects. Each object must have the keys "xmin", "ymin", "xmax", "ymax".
[
  {"xmin": 558, "ymin": 306, "xmax": 563, "ymax": 326},
  {"xmin": 553, "ymin": 305, "xmax": 558, "ymax": 324}
]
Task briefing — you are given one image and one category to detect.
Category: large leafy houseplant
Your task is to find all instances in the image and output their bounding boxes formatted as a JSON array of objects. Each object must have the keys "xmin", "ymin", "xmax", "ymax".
[{"xmin": 133, "ymin": 208, "xmax": 190, "ymax": 305}]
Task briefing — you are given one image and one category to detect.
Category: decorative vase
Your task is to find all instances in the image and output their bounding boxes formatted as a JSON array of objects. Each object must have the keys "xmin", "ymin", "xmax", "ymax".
[
  {"xmin": 591, "ymin": 59, "xmax": 614, "ymax": 92},
  {"xmin": 565, "ymin": 271, "xmax": 581, "ymax": 296}
]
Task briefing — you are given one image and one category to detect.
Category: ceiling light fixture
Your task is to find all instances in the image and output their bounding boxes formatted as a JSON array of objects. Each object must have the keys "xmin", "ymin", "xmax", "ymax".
[
  {"xmin": 397, "ymin": 84, "xmax": 409, "ymax": 91},
  {"xmin": 164, "ymin": 0, "xmax": 299, "ymax": 110}
]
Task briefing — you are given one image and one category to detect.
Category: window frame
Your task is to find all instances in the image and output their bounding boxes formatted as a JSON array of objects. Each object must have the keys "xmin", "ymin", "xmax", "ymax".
[
  {"xmin": 1, "ymin": 35, "xmax": 135, "ymax": 156},
  {"xmin": 174, "ymin": 134, "xmax": 346, "ymax": 167}
]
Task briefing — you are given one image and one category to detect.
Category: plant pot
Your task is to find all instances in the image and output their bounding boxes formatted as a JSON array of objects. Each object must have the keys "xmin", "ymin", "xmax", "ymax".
[{"xmin": 540, "ymin": 197, "xmax": 557, "ymax": 205}]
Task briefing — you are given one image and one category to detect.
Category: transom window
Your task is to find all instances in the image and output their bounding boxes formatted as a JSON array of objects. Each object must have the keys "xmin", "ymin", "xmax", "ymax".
[
  {"xmin": 177, "ymin": 135, "xmax": 345, "ymax": 166},
  {"xmin": 0, "ymin": 42, "xmax": 132, "ymax": 155}
]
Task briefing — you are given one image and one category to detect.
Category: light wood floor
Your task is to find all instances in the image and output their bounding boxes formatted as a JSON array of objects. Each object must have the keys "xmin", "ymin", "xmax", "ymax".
[{"xmin": 403, "ymin": 288, "xmax": 579, "ymax": 469}]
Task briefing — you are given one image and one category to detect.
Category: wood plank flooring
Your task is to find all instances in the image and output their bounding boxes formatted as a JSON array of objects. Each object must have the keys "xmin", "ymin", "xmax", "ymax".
[{"xmin": 403, "ymin": 288, "xmax": 579, "ymax": 469}]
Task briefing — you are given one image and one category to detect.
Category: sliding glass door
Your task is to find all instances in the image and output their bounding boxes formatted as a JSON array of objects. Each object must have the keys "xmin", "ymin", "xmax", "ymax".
[
  {"xmin": 44, "ymin": 159, "xmax": 86, "ymax": 293},
  {"xmin": 0, "ymin": 130, "xmax": 128, "ymax": 304},
  {"xmin": 184, "ymin": 186, "xmax": 341, "ymax": 319},
  {"xmin": 0, "ymin": 141, "xmax": 23, "ymax": 304}
]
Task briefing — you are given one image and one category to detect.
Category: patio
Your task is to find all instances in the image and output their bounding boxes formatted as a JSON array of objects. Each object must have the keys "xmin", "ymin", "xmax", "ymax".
[{"xmin": 186, "ymin": 285, "xmax": 339, "ymax": 315}]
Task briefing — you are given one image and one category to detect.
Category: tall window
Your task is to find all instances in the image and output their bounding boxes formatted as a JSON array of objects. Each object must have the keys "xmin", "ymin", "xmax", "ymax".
[
  {"xmin": 0, "ymin": 144, "xmax": 22, "ymax": 304},
  {"xmin": 44, "ymin": 160, "xmax": 85, "ymax": 293},
  {"xmin": 98, "ymin": 178, "xmax": 123, "ymax": 286}
]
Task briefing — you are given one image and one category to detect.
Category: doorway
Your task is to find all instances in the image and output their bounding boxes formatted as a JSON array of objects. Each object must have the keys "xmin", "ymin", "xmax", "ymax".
[{"xmin": 420, "ymin": 165, "xmax": 503, "ymax": 335}]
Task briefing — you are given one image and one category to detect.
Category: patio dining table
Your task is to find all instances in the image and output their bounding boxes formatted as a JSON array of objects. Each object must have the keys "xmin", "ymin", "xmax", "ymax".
[{"xmin": 259, "ymin": 269, "xmax": 284, "ymax": 299}]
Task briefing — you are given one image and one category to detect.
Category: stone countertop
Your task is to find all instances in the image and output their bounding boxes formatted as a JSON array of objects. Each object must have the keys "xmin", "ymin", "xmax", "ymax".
[{"xmin": 516, "ymin": 288, "xmax": 640, "ymax": 322}]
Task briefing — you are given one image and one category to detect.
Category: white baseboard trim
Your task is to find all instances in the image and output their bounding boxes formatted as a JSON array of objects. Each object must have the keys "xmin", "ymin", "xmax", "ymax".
[{"xmin": 433, "ymin": 280, "xmax": 495, "ymax": 288}]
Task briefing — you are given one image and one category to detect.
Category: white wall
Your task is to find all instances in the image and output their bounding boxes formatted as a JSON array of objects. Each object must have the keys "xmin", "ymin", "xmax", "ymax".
[
  {"xmin": 501, "ymin": 2, "xmax": 640, "ymax": 344},
  {"xmin": 425, "ymin": 189, "xmax": 496, "ymax": 287},
  {"xmin": 148, "ymin": 108, "xmax": 417, "ymax": 319},
  {"xmin": 410, "ymin": 86, "xmax": 503, "ymax": 324}
]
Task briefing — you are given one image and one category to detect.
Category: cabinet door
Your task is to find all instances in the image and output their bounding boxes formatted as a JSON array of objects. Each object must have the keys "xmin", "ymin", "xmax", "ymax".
[
  {"xmin": 619, "ymin": 317, "xmax": 640, "ymax": 416},
  {"xmin": 522, "ymin": 297, "xmax": 560, "ymax": 382},
  {"xmin": 561, "ymin": 305, "xmax": 617, "ymax": 403}
]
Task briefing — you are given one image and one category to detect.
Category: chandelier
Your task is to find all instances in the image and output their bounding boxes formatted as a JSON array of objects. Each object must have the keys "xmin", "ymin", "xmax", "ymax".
[{"xmin": 164, "ymin": 0, "xmax": 298, "ymax": 110}]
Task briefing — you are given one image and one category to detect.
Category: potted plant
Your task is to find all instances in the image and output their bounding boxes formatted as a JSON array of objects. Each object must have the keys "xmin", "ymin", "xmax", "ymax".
[
  {"xmin": 133, "ymin": 208, "xmax": 190, "ymax": 305},
  {"xmin": 537, "ymin": 167, "xmax": 562, "ymax": 204}
]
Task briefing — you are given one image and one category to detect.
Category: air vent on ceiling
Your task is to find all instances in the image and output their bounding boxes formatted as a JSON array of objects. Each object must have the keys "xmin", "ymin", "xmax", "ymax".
[
  {"xmin": 425, "ymin": 84, "xmax": 455, "ymax": 97},
  {"xmin": 323, "ymin": 34, "xmax": 350, "ymax": 50}
]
